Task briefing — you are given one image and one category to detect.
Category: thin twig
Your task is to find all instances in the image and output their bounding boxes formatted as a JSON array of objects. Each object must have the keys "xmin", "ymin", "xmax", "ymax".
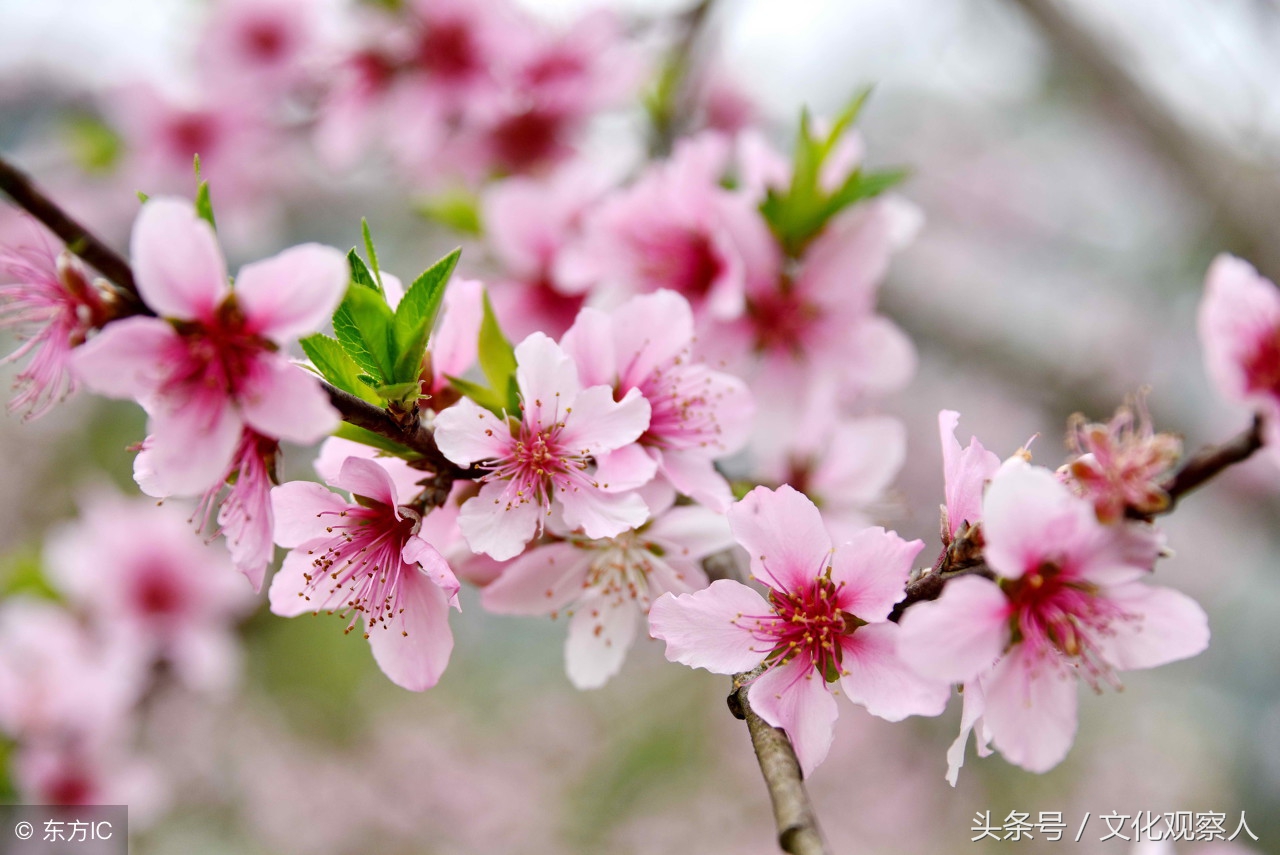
[
  {"xmin": 728, "ymin": 666, "xmax": 831, "ymax": 855},
  {"xmin": 324, "ymin": 383, "xmax": 473, "ymax": 476},
  {"xmin": 649, "ymin": 0, "xmax": 718, "ymax": 157},
  {"xmin": 1152, "ymin": 414, "xmax": 1265, "ymax": 513},
  {"xmin": 0, "ymin": 156, "xmax": 143, "ymax": 308}
]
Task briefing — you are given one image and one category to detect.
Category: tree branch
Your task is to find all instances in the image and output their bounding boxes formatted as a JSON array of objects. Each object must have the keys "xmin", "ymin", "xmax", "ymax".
[
  {"xmin": 728, "ymin": 666, "xmax": 831, "ymax": 855},
  {"xmin": 0, "ymin": 154, "xmax": 476, "ymax": 477},
  {"xmin": 0, "ymin": 156, "xmax": 143, "ymax": 309},
  {"xmin": 1154, "ymin": 414, "xmax": 1265, "ymax": 513}
]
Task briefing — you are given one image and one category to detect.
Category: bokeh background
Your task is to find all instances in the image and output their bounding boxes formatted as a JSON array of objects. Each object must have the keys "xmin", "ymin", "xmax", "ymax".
[{"xmin": 0, "ymin": 0, "xmax": 1277, "ymax": 852}]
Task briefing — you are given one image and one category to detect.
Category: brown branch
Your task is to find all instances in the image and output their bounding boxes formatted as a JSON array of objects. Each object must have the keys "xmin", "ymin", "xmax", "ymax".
[
  {"xmin": 1151, "ymin": 414, "xmax": 1265, "ymax": 514},
  {"xmin": 727, "ymin": 667, "xmax": 831, "ymax": 855},
  {"xmin": 0, "ymin": 154, "xmax": 477, "ymax": 477},
  {"xmin": 1005, "ymin": 0, "xmax": 1280, "ymax": 283},
  {"xmin": 0, "ymin": 156, "xmax": 144, "ymax": 310}
]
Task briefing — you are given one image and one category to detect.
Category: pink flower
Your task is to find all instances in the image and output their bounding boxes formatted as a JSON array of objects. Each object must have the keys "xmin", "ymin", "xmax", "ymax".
[
  {"xmin": 1198, "ymin": 254, "xmax": 1280, "ymax": 455},
  {"xmin": 482, "ymin": 505, "xmax": 732, "ymax": 689},
  {"xmin": 0, "ymin": 219, "xmax": 108, "ymax": 418},
  {"xmin": 718, "ymin": 198, "xmax": 919, "ymax": 427},
  {"xmin": 556, "ymin": 134, "xmax": 780, "ymax": 321},
  {"xmin": 898, "ymin": 460, "xmax": 1209, "ymax": 777},
  {"xmin": 73, "ymin": 198, "xmax": 346, "ymax": 495},
  {"xmin": 0, "ymin": 599, "xmax": 144, "ymax": 745},
  {"xmin": 197, "ymin": 0, "xmax": 322, "ymax": 98},
  {"xmin": 434, "ymin": 332, "xmax": 652, "ymax": 560},
  {"xmin": 16, "ymin": 740, "xmax": 163, "ymax": 817},
  {"xmin": 649, "ymin": 486, "xmax": 947, "ymax": 775},
  {"xmin": 560, "ymin": 290, "xmax": 753, "ymax": 511},
  {"xmin": 268, "ymin": 455, "xmax": 461, "ymax": 691},
  {"xmin": 46, "ymin": 492, "xmax": 256, "ymax": 693},
  {"xmin": 1064, "ymin": 397, "xmax": 1182, "ymax": 523},
  {"xmin": 938, "ymin": 409, "xmax": 1001, "ymax": 544}
]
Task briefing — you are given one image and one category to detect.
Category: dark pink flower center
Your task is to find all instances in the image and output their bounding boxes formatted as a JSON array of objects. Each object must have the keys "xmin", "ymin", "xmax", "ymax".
[
  {"xmin": 636, "ymin": 366, "xmax": 725, "ymax": 452},
  {"xmin": 1005, "ymin": 561, "xmax": 1132, "ymax": 690},
  {"xmin": 417, "ymin": 20, "xmax": 481, "ymax": 81},
  {"xmin": 165, "ymin": 302, "xmax": 273, "ymax": 402},
  {"xmin": 46, "ymin": 772, "xmax": 93, "ymax": 806},
  {"xmin": 1244, "ymin": 329, "xmax": 1280, "ymax": 397},
  {"xmin": 490, "ymin": 108, "xmax": 565, "ymax": 173},
  {"xmin": 748, "ymin": 289, "xmax": 819, "ymax": 355},
  {"xmin": 166, "ymin": 113, "xmax": 219, "ymax": 159},
  {"xmin": 131, "ymin": 565, "xmax": 186, "ymax": 618},
  {"xmin": 242, "ymin": 19, "xmax": 288, "ymax": 62},
  {"xmin": 738, "ymin": 575, "xmax": 858, "ymax": 682},
  {"xmin": 300, "ymin": 502, "xmax": 420, "ymax": 638},
  {"xmin": 637, "ymin": 228, "xmax": 724, "ymax": 300},
  {"xmin": 484, "ymin": 412, "xmax": 590, "ymax": 510}
]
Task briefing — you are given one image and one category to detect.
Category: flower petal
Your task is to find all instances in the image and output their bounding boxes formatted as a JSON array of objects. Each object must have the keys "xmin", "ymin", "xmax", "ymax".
[
  {"xmin": 131, "ymin": 198, "xmax": 228, "ymax": 320},
  {"xmin": 839, "ymin": 622, "xmax": 950, "ymax": 721},
  {"xmin": 829, "ymin": 527, "xmax": 922, "ymax": 623},
  {"xmin": 945, "ymin": 679, "xmax": 987, "ymax": 787},
  {"xmin": 514, "ymin": 332, "xmax": 582, "ymax": 429},
  {"xmin": 147, "ymin": 399, "xmax": 243, "ymax": 495},
  {"xmin": 727, "ymin": 485, "xmax": 832, "ymax": 594},
  {"xmin": 457, "ymin": 481, "xmax": 541, "ymax": 560},
  {"xmin": 938, "ymin": 410, "xmax": 1000, "ymax": 540},
  {"xmin": 558, "ymin": 385, "xmax": 650, "ymax": 455},
  {"xmin": 748, "ymin": 658, "xmax": 839, "ymax": 777},
  {"xmin": 592, "ymin": 444, "xmax": 658, "ymax": 492},
  {"xmin": 565, "ymin": 597, "xmax": 639, "ymax": 689},
  {"xmin": 982, "ymin": 646, "xmax": 1079, "ymax": 774},
  {"xmin": 434, "ymin": 399, "xmax": 513, "ymax": 466},
  {"xmin": 234, "ymin": 243, "xmax": 348, "ymax": 343},
  {"xmin": 648, "ymin": 580, "xmax": 771, "ymax": 674},
  {"xmin": 367, "ymin": 568, "xmax": 454, "ymax": 691},
  {"xmin": 72, "ymin": 318, "xmax": 177, "ymax": 401},
  {"xmin": 481, "ymin": 542, "xmax": 594, "ymax": 615},
  {"xmin": 333, "ymin": 456, "xmax": 398, "ymax": 506},
  {"xmin": 896, "ymin": 575, "xmax": 1010, "ymax": 683},
  {"xmin": 239, "ymin": 357, "xmax": 340, "ymax": 445},
  {"xmin": 270, "ymin": 480, "xmax": 350, "ymax": 547},
  {"xmin": 1094, "ymin": 583, "xmax": 1209, "ymax": 671},
  {"xmin": 558, "ymin": 486, "xmax": 650, "ymax": 540},
  {"xmin": 982, "ymin": 460, "xmax": 1094, "ymax": 581},
  {"xmin": 400, "ymin": 536, "xmax": 461, "ymax": 609}
]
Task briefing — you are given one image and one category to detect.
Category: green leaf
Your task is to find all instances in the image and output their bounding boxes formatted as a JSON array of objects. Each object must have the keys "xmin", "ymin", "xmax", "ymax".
[
  {"xmin": 371, "ymin": 380, "xmax": 421, "ymax": 403},
  {"xmin": 445, "ymin": 374, "xmax": 509, "ymax": 417},
  {"xmin": 417, "ymin": 190, "xmax": 483, "ymax": 235},
  {"xmin": 62, "ymin": 112, "xmax": 122, "ymax": 174},
  {"xmin": 361, "ymin": 219, "xmax": 384, "ymax": 290},
  {"xmin": 136, "ymin": 190, "xmax": 150, "ymax": 204},
  {"xmin": 347, "ymin": 249, "xmax": 382, "ymax": 295},
  {"xmin": 392, "ymin": 248, "xmax": 460, "ymax": 383},
  {"xmin": 196, "ymin": 181, "xmax": 217, "ymax": 231},
  {"xmin": 333, "ymin": 283, "xmax": 397, "ymax": 384},
  {"xmin": 299, "ymin": 333, "xmax": 380, "ymax": 404},
  {"xmin": 333, "ymin": 422, "xmax": 421, "ymax": 458},
  {"xmin": 477, "ymin": 290, "xmax": 517, "ymax": 409}
]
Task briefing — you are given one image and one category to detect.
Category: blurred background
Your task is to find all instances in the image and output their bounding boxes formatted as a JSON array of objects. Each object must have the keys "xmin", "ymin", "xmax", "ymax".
[{"xmin": 0, "ymin": 0, "xmax": 1277, "ymax": 852}]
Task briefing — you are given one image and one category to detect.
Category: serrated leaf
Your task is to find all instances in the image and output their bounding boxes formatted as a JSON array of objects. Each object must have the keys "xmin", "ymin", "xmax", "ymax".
[
  {"xmin": 392, "ymin": 248, "xmax": 460, "ymax": 383},
  {"xmin": 372, "ymin": 381, "xmax": 421, "ymax": 403},
  {"xmin": 347, "ymin": 249, "xmax": 382, "ymax": 295},
  {"xmin": 300, "ymin": 333, "xmax": 379, "ymax": 403},
  {"xmin": 333, "ymin": 284, "xmax": 396, "ymax": 386},
  {"xmin": 361, "ymin": 219, "xmax": 383, "ymax": 290}
]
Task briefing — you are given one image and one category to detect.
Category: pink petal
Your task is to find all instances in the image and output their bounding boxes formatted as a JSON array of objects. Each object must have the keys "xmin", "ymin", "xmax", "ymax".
[
  {"xmin": 72, "ymin": 318, "xmax": 176, "ymax": 401},
  {"xmin": 147, "ymin": 398, "xmax": 244, "ymax": 495},
  {"xmin": 592, "ymin": 443, "xmax": 658, "ymax": 492},
  {"xmin": 938, "ymin": 410, "xmax": 1000, "ymax": 540},
  {"xmin": 367, "ymin": 568, "xmax": 454, "ymax": 691},
  {"xmin": 748, "ymin": 658, "xmax": 839, "ymax": 777},
  {"xmin": 557, "ymin": 487, "xmax": 649, "ymax": 540},
  {"xmin": 481, "ymin": 542, "xmax": 594, "ymax": 614},
  {"xmin": 333, "ymin": 456, "xmax": 398, "ymax": 506},
  {"xmin": 645, "ymin": 505, "xmax": 737, "ymax": 560},
  {"xmin": 810, "ymin": 417, "xmax": 906, "ymax": 507},
  {"xmin": 234, "ymin": 243, "xmax": 348, "ymax": 343},
  {"xmin": 829, "ymin": 527, "xmax": 923, "ymax": 623},
  {"xmin": 1095, "ymin": 582, "xmax": 1210, "ymax": 671},
  {"xmin": 559, "ymin": 305, "xmax": 617, "ymax": 388},
  {"xmin": 945, "ymin": 679, "xmax": 988, "ymax": 786},
  {"xmin": 982, "ymin": 460, "xmax": 1094, "ymax": 581},
  {"xmin": 270, "ymin": 480, "xmax": 350, "ymax": 547},
  {"xmin": 458, "ymin": 481, "xmax": 541, "ymax": 560},
  {"xmin": 840, "ymin": 315, "xmax": 917, "ymax": 395},
  {"xmin": 1077, "ymin": 521, "xmax": 1163, "ymax": 587},
  {"xmin": 1198, "ymin": 254, "xmax": 1280, "ymax": 403},
  {"xmin": 400, "ymin": 536, "xmax": 461, "ymax": 609},
  {"xmin": 981, "ymin": 646, "xmax": 1079, "ymax": 774},
  {"xmin": 314, "ymin": 437, "xmax": 424, "ymax": 502},
  {"xmin": 647, "ymin": 580, "xmax": 771, "ymax": 673},
  {"xmin": 565, "ymin": 598, "xmax": 639, "ymax": 689},
  {"xmin": 268, "ymin": 544, "xmax": 336, "ymax": 616},
  {"xmin": 727, "ymin": 485, "xmax": 832, "ymax": 594},
  {"xmin": 610, "ymin": 290, "xmax": 695, "ymax": 389},
  {"xmin": 239, "ymin": 357, "xmax": 340, "ymax": 445},
  {"xmin": 658, "ymin": 449, "xmax": 733, "ymax": 511},
  {"xmin": 434, "ymin": 399, "xmax": 514, "ymax": 466},
  {"xmin": 558, "ymin": 385, "xmax": 650, "ymax": 455},
  {"xmin": 838, "ymin": 622, "xmax": 950, "ymax": 721},
  {"xmin": 514, "ymin": 332, "xmax": 582, "ymax": 429},
  {"xmin": 131, "ymin": 197, "xmax": 228, "ymax": 320},
  {"xmin": 896, "ymin": 575, "xmax": 1010, "ymax": 683},
  {"xmin": 428, "ymin": 278, "xmax": 484, "ymax": 381}
]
